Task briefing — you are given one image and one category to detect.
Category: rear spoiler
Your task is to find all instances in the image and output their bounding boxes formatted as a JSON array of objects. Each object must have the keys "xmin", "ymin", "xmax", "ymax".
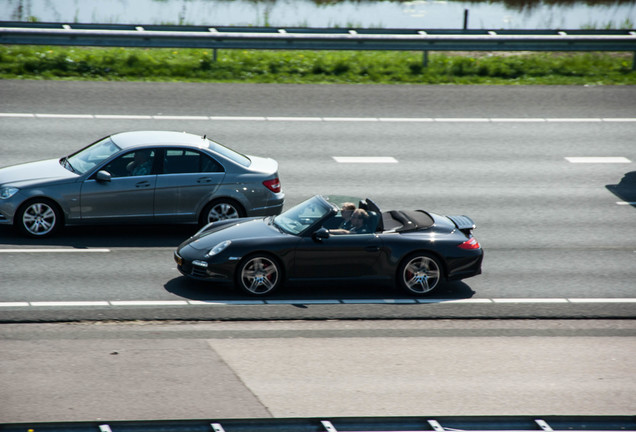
[{"xmin": 447, "ymin": 215, "xmax": 476, "ymax": 235}]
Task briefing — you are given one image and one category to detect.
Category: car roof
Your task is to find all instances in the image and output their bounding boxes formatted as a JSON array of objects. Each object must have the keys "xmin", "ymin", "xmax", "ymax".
[{"xmin": 110, "ymin": 131, "xmax": 207, "ymax": 150}]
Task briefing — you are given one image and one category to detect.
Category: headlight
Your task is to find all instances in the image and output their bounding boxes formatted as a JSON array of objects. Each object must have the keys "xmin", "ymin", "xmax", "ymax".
[
  {"xmin": 0, "ymin": 187, "xmax": 19, "ymax": 200},
  {"xmin": 206, "ymin": 240, "xmax": 231, "ymax": 257}
]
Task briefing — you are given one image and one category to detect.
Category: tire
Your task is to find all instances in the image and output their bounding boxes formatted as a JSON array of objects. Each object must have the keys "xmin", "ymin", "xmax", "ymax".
[
  {"xmin": 16, "ymin": 199, "xmax": 62, "ymax": 238},
  {"xmin": 236, "ymin": 254, "xmax": 282, "ymax": 296},
  {"xmin": 200, "ymin": 199, "xmax": 245, "ymax": 226},
  {"xmin": 397, "ymin": 253, "xmax": 443, "ymax": 296}
]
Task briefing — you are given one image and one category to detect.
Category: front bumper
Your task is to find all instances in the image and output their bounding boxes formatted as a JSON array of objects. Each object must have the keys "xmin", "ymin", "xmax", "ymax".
[{"xmin": 174, "ymin": 250, "xmax": 235, "ymax": 283}]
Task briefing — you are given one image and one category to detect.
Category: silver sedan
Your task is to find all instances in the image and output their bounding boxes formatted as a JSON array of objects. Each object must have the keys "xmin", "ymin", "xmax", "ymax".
[{"xmin": 0, "ymin": 131, "xmax": 284, "ymax": 237}]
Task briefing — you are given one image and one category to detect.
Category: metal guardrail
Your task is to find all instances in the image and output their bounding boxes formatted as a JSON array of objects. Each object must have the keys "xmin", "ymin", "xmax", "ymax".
[
  {"xmin": 1, "ymin": 416, "xmax": 635, "ymax": 432},
  {"xmin": 1, "ymin": 21, "xmax": 635, "ymax": 67}
]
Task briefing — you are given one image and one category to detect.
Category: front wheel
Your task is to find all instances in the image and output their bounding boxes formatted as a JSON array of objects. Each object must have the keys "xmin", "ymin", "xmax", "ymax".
[
  {"xmin": 397, "ymin": 253, "xmax": 443, "ymax": 296},
  {"xmin": 236, "ymin": 255, "xmax": 282, "ymax": 296},
  {"xmin": 16, "ymin": 199, "xmax": 62, "ymax": 238}
]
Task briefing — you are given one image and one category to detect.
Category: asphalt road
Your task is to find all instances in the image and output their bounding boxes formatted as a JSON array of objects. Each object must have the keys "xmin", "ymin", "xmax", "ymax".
[
  {"xmin": 0, "ymin": 81, "xmax": 635, "ymax": 423},
  {"xmin": 0, "ymin": 81, "xmax": 635, "ymax": 321}
]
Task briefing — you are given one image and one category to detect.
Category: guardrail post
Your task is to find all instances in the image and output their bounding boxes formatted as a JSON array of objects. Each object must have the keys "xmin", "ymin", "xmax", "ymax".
[
  {"xmin": 633, "ymin": 52, "xmax": 635, "ymax": 70},
  {"xmin": 213, "ymin": 48, "xmax": 218, "ymax": 62},
  {"xmin": 422, "ymin": 50, "xmax": 429, "ymax": 67}
]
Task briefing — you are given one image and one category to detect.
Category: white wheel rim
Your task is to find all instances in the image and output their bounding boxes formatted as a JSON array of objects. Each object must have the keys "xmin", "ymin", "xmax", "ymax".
[
  {"xmin": 241, "ymin": 257, "xmax": 279, "ymax": 295},
  {"xmin": 22, "ymin": 203, "xmax": 56, "ymax": 236},
  {"xmin": 403, "ymin": 256, "xmax": 440, "ymax": 294},
  {"xmin": 208, "ymin": 203, "xmax": 239, "ymax": 223}
]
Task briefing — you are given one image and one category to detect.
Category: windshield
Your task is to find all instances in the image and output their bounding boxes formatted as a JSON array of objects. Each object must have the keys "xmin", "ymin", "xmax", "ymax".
[
  {"xmin": 273, "ymin": 196, "xmax": 334, "ymax": 235},
  {"xmin": 65, "ymin": 137, "xmax": 121, "ymax": 175},
  {"xmin": 208, "ymin": 138, "xmax": 251, "ymax": 167}
]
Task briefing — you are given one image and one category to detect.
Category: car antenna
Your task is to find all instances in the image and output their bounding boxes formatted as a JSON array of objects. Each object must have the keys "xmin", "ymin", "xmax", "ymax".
[{"xmin": 203, "ymin": 134, "xmax": 207, "ymax": 139}]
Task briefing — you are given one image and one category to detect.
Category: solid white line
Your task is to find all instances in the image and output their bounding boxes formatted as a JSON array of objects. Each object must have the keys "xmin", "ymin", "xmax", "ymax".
[
  {"xmin": 379, "ymin": 118, "xmax": 434, "ymax": 122},
  {"xmin": 547, "ymin": 118, "xmax": 602, "ymax": 122},
  {"xmin": 94, "ymin": 114, "xmax": 153, "ymax": 119},
  {"xmin": 35, "ymin": 113, "xmax": 93, "ymax": 119},
  {"xmin": 436, "ymin": 118, "xmax": 490, "ymax": 122},
  {"xmin": 267, "ymin": 117, "xmax": 322, "ymax": 121},
  {"xmin": 617, "ymin": 201, "xmax": 636, "ymax": 206},
  {"xmin": 0, "ymin": 248, "xmax": 110, "ymax": 253},
  {"xmin": 153, "ymin": 115, "xmax": 208, "ymax": 120},
  {"xmin": 418, "ymin": 298, "xmax": 494, "ymax": 304},
  {"xmin": 0, "ymin": 113, "xmax": 35, "ymax": 118},
  {"xmin": 3, "ymin": 113, "xmax": 636, "ymax": 122},
  {"xmin": 0, "ymin": 302, "xmax": 30, "ymax": 307},
  {"xmin": 110, "ymin": 300, "xmax": 189, "ymax": 306},
  {"xmin": 490, "ymin": 118, "xmax": 546, "ymax": 122},
  {"xmin": 568, "ymin": 298, "xmax": 636, "ymax": 303},
  {"xmin": 493, "ymin": 298, "xmax": 569, "ymax": 303},
  {"xmin": 341, "ymin": 299, "xmax": 417, "ymax": 304},
  {"xmin": 188, "ymin": 300, "xmax": 265, "ymax": 305},
  {"xmin": 333, "ymin": 156, "xmax": 398, "ymax": 163},
  {"xmin": 31, "ymin": 301, "xmax": 110, "ymax": 307},
  {"xmin": 324, "ymin": 117, "xmax": 378, "ymax": 122},
  {"xmin": 565, "ymin": 157, "xmax": 631, "ymax": 163},
  {"xmin": 209, "ymin": 116, "xmax": 266, "ymax": 121},
  {"xmin": 1, "ymin": 298, "xmax": 636, "ymax": 308}
]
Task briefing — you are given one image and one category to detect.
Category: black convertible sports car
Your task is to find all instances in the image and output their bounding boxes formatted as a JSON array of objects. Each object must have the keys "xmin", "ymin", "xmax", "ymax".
[{"xmin": 174, "ymin": 195, "xmax": 483, "ymax": 296}]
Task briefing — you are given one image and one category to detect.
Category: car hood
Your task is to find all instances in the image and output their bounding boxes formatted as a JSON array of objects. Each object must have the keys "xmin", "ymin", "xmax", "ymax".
[
  {"xmin": 183, "ymin": 217, "xmax": 286, "ymax": 251},
  {"xmin": 0, "ymin": 158, "xmax": 77, "ymax": 187}
]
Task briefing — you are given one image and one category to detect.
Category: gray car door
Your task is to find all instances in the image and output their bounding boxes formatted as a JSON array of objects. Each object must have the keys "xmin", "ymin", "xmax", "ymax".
[
  {"xmin": 154, "ymin": 149, "xmax": 226, "ymax": 223},
  {"xmin": 80, "ymin": 149, "xmax": 157, "ymax": 222}
]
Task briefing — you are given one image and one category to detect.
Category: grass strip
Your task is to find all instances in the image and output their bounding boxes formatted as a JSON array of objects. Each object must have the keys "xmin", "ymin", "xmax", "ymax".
[{"xmin": 1, "ymin": 45, "xmax": 634, "ymax": 84}]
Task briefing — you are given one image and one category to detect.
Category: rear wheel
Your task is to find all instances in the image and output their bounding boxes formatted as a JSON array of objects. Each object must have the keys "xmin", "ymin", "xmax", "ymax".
[
  {"xmin": 16, "ymin": 199, "xmax": 62, "ymax": 238},
  {"xmin": 397, "ymin": 253, "xmax": 443, "ymax": 296},
  {"xmin": 200, "ymin": 199, "xmax": 245, "ymax": 226},
  {"xmin": 236, "ymin": 254, "xmax": 281, "ymax": 296}
]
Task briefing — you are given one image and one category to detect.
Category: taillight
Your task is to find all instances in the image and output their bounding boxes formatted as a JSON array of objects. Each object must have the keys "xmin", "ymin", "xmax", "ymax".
[
  {"xmin": 263, "ymin": 178, "xmax": 281, "ymax": 193},
  {"xmin": 459, "ymin": 237, "xmax": 480, "ymax": 250}
]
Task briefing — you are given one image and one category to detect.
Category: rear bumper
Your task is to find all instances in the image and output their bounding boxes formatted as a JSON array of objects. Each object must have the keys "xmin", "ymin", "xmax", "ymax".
[{"xmin": 446, "ymin": 250, "xmax": 484, "ymax": 281}]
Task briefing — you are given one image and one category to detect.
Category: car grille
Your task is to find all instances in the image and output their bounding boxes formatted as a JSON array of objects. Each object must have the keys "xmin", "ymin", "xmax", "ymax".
[{"xmin": 191, "ymin": 265, "xmax": 208, "ymax": 278}]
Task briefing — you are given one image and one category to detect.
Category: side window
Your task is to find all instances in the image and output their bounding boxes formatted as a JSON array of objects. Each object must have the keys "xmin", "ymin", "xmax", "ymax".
[
  {"xmin": 102, "ymin": 150, "xmax": 156, "ymax": 178},
  {"xmin": 163, "ymin": 149, "xmax": 224, "ymax": 174}
]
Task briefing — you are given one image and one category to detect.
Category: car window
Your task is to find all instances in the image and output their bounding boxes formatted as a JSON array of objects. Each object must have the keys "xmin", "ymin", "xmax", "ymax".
[
  {"xmin": 66, "ymin": 137, "xmax": 121, "ymax": 175},
  {"xmin": 273, "ymin": 196, "xmax": 332, "ymax": 235},
  {"xmin": 101, "ymin": 150, "xmax": 156, "ymax": 178},
  {"xmin": 207, "ymin": 139, "xmax": 251, "ymax": 167},
  {"xmin": 163, "ymin": 149, "xmax": 224, "ymax": 174}
]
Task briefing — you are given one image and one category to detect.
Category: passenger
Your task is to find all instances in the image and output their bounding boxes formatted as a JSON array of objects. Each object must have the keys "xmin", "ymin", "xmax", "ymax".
[{"xmin": 329, "ymin": 208, "xmax": 371, "ymax": 235}]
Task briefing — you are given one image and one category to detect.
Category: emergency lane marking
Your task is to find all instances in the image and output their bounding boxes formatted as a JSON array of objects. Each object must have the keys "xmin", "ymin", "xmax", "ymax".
[
  {"xmin": 0, "ymin": 248, "xmax": 111, "ymax": 253},
  {"xmin": 2, "ymin": 113, "xmax": 636, "ymax": 122},
  {"xmin": 333, "ymin": 156, "xmax": 398, "ymax": 163},
  {"xmin": 1, "ymin": 298, "xmax": 636, "ymax": 308},
  {"xmin": 565, "ymin": 157, "xmax": 631, "ymax": 163}
]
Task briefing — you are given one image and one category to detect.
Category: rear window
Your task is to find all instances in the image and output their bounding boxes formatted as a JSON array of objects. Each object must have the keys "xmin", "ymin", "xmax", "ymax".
[{"xmin": 207, "ymin": 139, "xmax": 251, "ymax": 167}]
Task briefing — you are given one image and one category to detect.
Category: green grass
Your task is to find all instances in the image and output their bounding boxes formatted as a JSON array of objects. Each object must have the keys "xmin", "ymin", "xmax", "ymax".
[{"xmin": 0, "ymin": 45, "xmax": 634, "ymax": 84}]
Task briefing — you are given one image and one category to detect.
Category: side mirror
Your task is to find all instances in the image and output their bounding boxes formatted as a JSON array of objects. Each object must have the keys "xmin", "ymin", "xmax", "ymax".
[
  {"xmin": 95, "ymin": 170, "xmax": 112, "ymax": 183},
  {"xmin": 312, "ymin": 227, "xmax": 330, "ymax": 242}
]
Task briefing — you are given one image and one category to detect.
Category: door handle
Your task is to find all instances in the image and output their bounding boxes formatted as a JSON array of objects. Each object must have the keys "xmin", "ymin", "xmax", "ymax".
[
  {"xmin": 365, "ymin": 246, "xmax": 380, "ymax": 252},
  {"xmin": 135, "ymin": 181, "xmax": 151, "ymax": 188},
  {"xmin": 197, "ymin": 177, "xmax": 213, "ymax": 184}
]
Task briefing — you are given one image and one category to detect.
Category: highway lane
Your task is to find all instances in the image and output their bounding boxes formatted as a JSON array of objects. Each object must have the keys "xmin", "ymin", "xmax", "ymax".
[{"xmin": 0, "ymin": 82, "xmax": 635, "ymax": 320}]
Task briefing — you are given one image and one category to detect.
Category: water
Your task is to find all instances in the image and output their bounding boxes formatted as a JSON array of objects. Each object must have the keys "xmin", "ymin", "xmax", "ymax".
[{"xmin": 4, "ymin": 0, "xmax": 635, "ymax": 30}]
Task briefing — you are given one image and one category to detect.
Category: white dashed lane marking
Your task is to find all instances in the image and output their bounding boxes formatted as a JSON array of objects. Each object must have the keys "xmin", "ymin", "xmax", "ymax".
[
  {"xmin": 565, "ymin": 157, "xmax": 632, "ymax": 163},
  {"xmin": 333, "ymin": 156, "xmax": 398, "ymax": 163}
]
